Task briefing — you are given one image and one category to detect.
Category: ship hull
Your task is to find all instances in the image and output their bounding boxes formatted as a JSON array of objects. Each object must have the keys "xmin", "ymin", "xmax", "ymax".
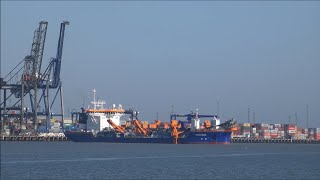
[{"xmin": 64, "ymin": 131, "xmax": 231, "ymax": 144}]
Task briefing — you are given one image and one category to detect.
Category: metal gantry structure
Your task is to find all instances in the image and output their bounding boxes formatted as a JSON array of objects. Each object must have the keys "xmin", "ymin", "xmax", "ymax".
[
  {"xmin": 170, "ymin": 111, "xmax": 219, "ymax": 121},
  {"xmin": 0, "ymin": 21, "xmax": 69, "ymax": 134}
]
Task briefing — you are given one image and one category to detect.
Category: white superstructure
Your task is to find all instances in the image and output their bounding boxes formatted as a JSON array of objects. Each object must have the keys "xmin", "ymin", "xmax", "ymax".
[
  {"xmin": 86, "ymin": 89, "xmax": 125, "ymax": 134},
  {"xmin": 191, "ymin": 109, "xmax": 201, "ymax": 131}
]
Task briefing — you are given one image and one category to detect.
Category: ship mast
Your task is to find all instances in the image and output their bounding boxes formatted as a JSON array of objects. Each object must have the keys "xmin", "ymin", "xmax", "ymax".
[{"xmin": 90, "ymin": 89, "xmax": 105, "ymax": 110}]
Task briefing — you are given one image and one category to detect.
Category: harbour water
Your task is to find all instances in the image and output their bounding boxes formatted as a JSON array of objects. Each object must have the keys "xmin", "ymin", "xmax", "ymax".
[{"xmin": 1, "ymin": 142, "xmax": 320, "ymax": 179}]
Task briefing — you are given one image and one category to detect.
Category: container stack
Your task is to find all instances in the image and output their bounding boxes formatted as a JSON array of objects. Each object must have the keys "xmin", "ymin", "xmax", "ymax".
[
  {"xmin": 284, "ymin": 124, "xmax": 297, "ymax": 138},
  {"xmin": 308, "ymin": 128, "xmax": 315, "ymax": 139},
  {"xmin": 231, "ymin": 122, "xmax": 320, "ymax": 140},
  {"xmin": 241, "ymin": 123, "xmax": 251, "ymax": 137},
  {"xmin": 315, "ymin": 128, "xmax": 320, "ymax": 140}
]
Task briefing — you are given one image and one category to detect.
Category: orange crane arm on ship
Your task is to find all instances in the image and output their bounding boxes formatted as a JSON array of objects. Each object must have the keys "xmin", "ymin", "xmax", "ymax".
[
  {"xmin": 133, "ymin": 119, "xmax": 149, "ymax": 136},
  {"xmin": 218, "ymin": 119, "xmax": 238, "ymax": 131},
  {"xmin": 107, "ymin": 119, "xmax": 126, "ymax": 134},
  {"xmin": 170, "ymin": 120, "xmax": 184, "ymax": 144},
  {"xmin": 148, "ymin": 120, "xmax": 161, "ymax": 129},
  {"xmin": 204, "ymin": 120, "xmax": 211, "ymax": 129}
]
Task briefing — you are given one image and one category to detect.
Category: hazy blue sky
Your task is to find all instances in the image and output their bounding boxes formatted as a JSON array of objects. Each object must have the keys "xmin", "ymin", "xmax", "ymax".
[{"xmin": 1, "ymin": 1, "xmax": 320, "ymax": 127}]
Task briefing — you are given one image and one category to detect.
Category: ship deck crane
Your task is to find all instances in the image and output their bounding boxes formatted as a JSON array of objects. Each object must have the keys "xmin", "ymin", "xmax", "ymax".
[
  {"xmin": 132, "ymin": 119, "xmax": 149, "ymax": 136},
  {"xmin": 218, "ymin": 119, "xmax": 238, "ymax": 131},
  {"xmin": 107, "ymin": 119, "xmax": 126, "ymax": 134},
  {"xmin": 170, "ymin": 112, "xmax": 219, "ymax": 121},
  {"xmin": 170, "ymin": 120, "xmax": 184, "ymax": 144}
]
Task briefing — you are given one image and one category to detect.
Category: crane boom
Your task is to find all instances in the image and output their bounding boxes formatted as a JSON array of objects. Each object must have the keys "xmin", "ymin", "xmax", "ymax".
[
  {"xmin": 170, "ymin": 120, "xmax": 184, "ymax": 144},
  {"xmin": 107, "ymin": 119, "xmax": 126, "ymax": 134},
  {"xmin": 32, "ymin": 21, "xmax": 48, "ymax": 78},
  {"xmin": 132, "ymin": 119, "xmax": 149, "ymax": 136},
  {"xmin": 51, "ymin": 21, "xmax": 69, "ymax": 88}
]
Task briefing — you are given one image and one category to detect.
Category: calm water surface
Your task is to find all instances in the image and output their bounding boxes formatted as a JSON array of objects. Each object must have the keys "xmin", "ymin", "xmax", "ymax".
[{"xmin": 1, "ymin": 142, "xmax": 320, "ymax": 179}]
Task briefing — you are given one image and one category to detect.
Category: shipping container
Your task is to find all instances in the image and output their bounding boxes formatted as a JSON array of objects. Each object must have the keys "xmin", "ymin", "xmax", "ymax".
[
  {"xmin": 243, "ymin": 123, "xmax": 251, "ymax": 127},
  {"xmin": 241, "ymin": 126, "xmax": 251, "ymax": 130},
  {"xmin": 50, "ymin": 119, "xmax": 55, "ymax": 123},
  {"xmin": 274, "ymin": 124, "xmax": 281, "ymax": 128},
  {"xmin": 288, "ymin": 130, "xmax": 296, "ymax": 134},
  {"xmin": 64, "ymin": 119, "xmax": 72, "ymax": 124},
  {"xmin": 252, "ymin": 128, "xmax": 256, "ymax": 134},
  {"xmin": 243, "ymin": 133, "xmax": 250, "ymax": 138},
  {"xmin": 264, "ymin": 136, "xmax": 271, "ymax": 139},
  {"xmin": 53, "ymin": 122, "xmax": 60, "ymax": 127},
  {"xmin": 302, "ymin": 128, "xmax": 308, "ymax": 134},
  {"xmin": 315, "ymin": 128, "xmax": 320, "ymax": 134},
  {"xmin": 270, "ymin": 130, "xmax": 278, "ymax": 133}
]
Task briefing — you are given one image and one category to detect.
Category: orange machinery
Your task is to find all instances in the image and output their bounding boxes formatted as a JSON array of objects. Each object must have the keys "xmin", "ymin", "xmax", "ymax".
[
  {"xmin": 148, "ymin": 120, "xmax": 161, "ymax": 129},
  {"xmin": 204, "ymin": 120, "xmax": 211, "ymax": 129},
  {"xmin": 132, "ymin": 119, "xmax": 149, "ymax": 136},
  {"xmin": 170, "ymin": 120, "xmax": 184, "ymax": 144},
  {"xmin": 107, "ymin": 119, "xmax": 126, "ymax": 134}
]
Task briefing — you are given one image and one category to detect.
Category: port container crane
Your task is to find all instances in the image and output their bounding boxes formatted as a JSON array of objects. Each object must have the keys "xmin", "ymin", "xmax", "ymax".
[{"xmin": 0, "ymin": 21, "xmax": 69, "ymax": 133}]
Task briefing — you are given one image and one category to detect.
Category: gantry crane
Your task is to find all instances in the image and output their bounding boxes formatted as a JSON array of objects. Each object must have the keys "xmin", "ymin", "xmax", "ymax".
[
  {"xmin": 0, "ymin": 21, "xmax": 69, "ymax": 133},
  {"xmin": 1, "ymin": 21, "xmax": 48, "ymax": 131},
  {"xmin": 39, "ymin": 21, "xmax": 69, "ymax": 130}
]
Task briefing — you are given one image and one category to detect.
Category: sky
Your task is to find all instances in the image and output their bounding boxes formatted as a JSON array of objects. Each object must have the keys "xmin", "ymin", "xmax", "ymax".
[{"xmin": 1, "ymin": 1, "xmax": 320, "ymax": 127}]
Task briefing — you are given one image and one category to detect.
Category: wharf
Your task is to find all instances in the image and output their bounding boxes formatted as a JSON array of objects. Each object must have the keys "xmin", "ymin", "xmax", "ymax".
[
  {"xmin": 1, "ymin": 135, "xmax": 69, "ymax": 142},
  {"xmin": 1, "ymin": 136, "xmax": 319, "ymax": 144},
  {"xmin": 231, "ymin": 138, "xmax": 320, "ymax": 144}
]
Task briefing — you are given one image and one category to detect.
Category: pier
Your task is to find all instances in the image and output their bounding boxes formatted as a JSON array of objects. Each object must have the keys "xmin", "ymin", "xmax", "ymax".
[
  {"xmin": 1, "ymin": 135, "xmax": 69, "ymax": 142},
  {"xmin": 1, "ymin": 135, "xmax": 320, "ymax": 144},
  {"xmin": 231, "ymin": 137, "xmax": 320, "ymax": 144}
]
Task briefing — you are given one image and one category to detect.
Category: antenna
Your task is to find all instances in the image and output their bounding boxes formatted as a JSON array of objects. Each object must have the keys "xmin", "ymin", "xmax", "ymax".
[
  {"xmin": 306, "ymin": 104, "xmax": 309, "ymax": 129},
  {"xmin": 248, "ymin": 107, "xmax": 250, "ymax": 123},
  {"xmin": 295, "ymin": 112, "xmax": 298, "ymax": 126},
  {"xmin": 253, "ymin": 110, "xmax": 256, "ymax": 124},
  {"xmin": 217, "ymin": 96, "xmax": 220, "ymax": 116},
  {"xmin": 288, "ymin": 115, "xmax": 291, "ymax": 124},
  {"xmin": 93, "ymin": 89, "xmax": 96, "ymax": 109}
]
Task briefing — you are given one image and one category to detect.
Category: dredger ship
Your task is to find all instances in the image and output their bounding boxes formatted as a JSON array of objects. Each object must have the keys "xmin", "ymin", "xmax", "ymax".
[{"xmin": 64, "ymin": 90, "xmax": 237, "ymax": 144}]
